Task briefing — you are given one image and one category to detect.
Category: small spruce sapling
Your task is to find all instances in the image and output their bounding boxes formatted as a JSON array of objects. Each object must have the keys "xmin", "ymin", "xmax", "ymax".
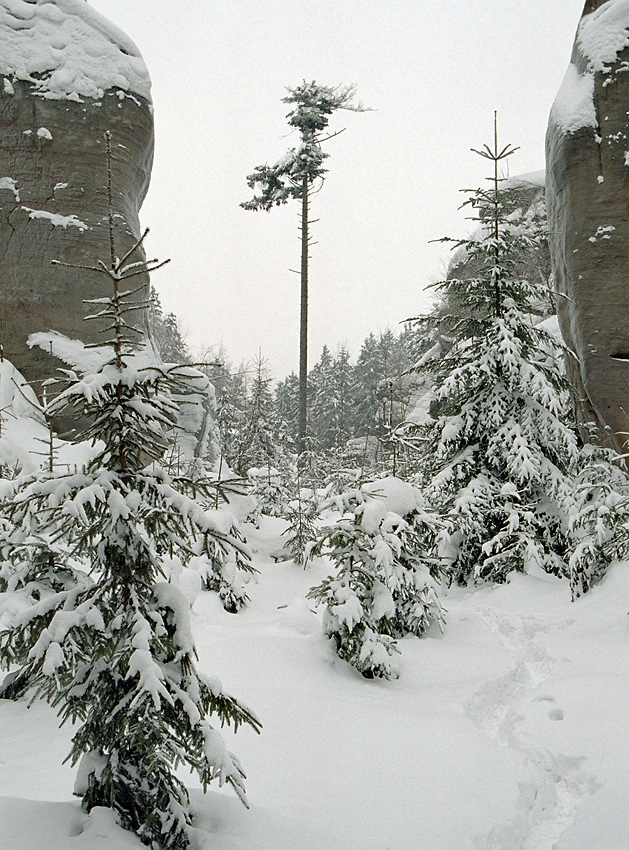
[
  {"xmin": 282, "ymin": 489, "xmax": 318, "ymax": 566},
  {"xmin": 191, "ymin": 517, "xmax": 254, "ymax": 613},
  {"xmin": 308, "ymin": 478, "xmax": 444, "ymax": 679},
  {"xmin": 249, "ymin": 465, "xmax": 291, "ymax": 519},
  {"xmin": 0, "ymin": 133, "xmax": 260, "ymax": 850},
  {"xmin": 281, "ymin": 459, "xmax": 319, "ymax": 565}
]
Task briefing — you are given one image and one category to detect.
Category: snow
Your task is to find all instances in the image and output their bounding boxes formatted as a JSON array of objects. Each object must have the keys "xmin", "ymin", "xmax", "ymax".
[
  {"xmin": 41, "ymin": 640, "xmax": 64, "ymax": 676},
  {"xmin": 360, "ymin": 475, "xmax": 424, "ymax": 532},
  {"xmin": 589, "ymin": 224, "xmax": 616, "ymax": 241},
  {"xmin": 551, "ymin": 0, "xmax": 629, "ymax": 135},
  {"xmin": 549, "ymin": 63, "xmax": 597, "ymax": 133},
  {"xmin": 22, "ymin": 207, "xmax": 88, "ymax": 231},
  {"xmin": 28, "ymin": 331, "xmax": 156, "ymax": 375},
  {"xmin": 578, "ymin": 0, "xmax": 629, "ymax": 71},
  {"xmin": 73, "ymin": 751, "xmax": 107, "ymax": 797},
  {"xmin": 0, "ymin": 358, "xmax": 48, "ymax": 473},
  {"xmin": 0, "ymin": 0, "xmax": 151, "ymax": 102},
  {"xmin": 152, "ymin": 581, "xmax": 196, "ymax": 656},
  {"xmin": 0, "ymin": 800, "xmax": 144, "ymax": 849},
  {"xmin": 503, "ymin": 169, "xmax": 546, "ymax": 189},
  {"xmin": 3, "ymin": 511, "xmax": 628, "ymax": 849},
  {"xmin": 537, "ymin": 314, "xmax": 563, "ymax": 343},
  {"xmin": 0, "ymin": 176, "xmax": 19, "ymax": 200}
]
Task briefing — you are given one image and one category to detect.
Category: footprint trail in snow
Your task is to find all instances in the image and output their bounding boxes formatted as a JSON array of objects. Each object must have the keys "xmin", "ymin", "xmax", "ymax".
[{"xmin": 466, "ymin": 608, "xmax": 599, "ymax": 850}]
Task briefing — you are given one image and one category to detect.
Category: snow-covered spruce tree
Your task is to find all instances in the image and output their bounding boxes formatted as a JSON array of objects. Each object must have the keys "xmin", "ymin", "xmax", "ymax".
[
  {"xmin": 242, "ymin": 81, "xmax": 368, "ymax": 457},
  {"xmin": 410, "ymin": 123, "xmax": 578, "ymax": 584},
  {"xmin": 0, "ymin": 502, "xmax": 88, "ymax": 699},
  {"xmin": 248, "ymin": 465, "xmax": 291, "ymax": 519},
  {"xmin": 148, "ymin": 287, "xmax": 190, "ymax": 364},
  {"xmin": 190, "ymin": 514, "xmax": 254, "ymax": 613},
  {"xmin": 275, "ymin": 370, "xmax": 300, "ymax": 446},
  {"xmin": 214, "ymin": 363, "xmax": 251, "ymax": 474},
  {"xmin": 235, "ymin": 354, "xmax": 277, "ymax": 475},
  {"xmin": 566, "ymin": 439, "xmax": 629, "ymax": 598},
  {"xmin": 0, "ymin": 134, "xmax": 260, "ymax": 850},
  {"xmin": 308, "ymin": 478, "xmax": 445, "ymax": 679},
  {"xmin": 282, "ymin": 484, "xmax": 318, "ymax": 566}
]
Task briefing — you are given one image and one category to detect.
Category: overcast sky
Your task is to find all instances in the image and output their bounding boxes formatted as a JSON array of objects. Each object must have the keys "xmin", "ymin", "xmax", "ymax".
[{"xmin": 89, "ymin": 0, "xmax": 584, "ymax": 380}]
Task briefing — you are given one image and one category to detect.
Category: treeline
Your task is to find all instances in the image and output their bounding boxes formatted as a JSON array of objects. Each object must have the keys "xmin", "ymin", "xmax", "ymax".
[{"xmin": 149, "ymin": 286, "xmax": 432, "ymax": 477}]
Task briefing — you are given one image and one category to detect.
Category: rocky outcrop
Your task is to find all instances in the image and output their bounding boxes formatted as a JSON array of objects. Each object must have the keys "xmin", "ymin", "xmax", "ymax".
[
  {"xmin": 447, "ymin": 171, "xmax": 549, "ymax": 290},
  {"xmin": 0, "ymin": 0, "xmax": 154, "ymax": 389},
  {"xmin": 546, "ymin": 0, "xmax": 629, "ymax": 450},
  {"xmin": 405, "ymin": 172, "xmax": 551, "ymax": 427}
]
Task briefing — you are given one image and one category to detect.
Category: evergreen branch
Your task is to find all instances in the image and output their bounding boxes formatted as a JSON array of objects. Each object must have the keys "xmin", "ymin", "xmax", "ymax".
[
  {"xmin": 51, "ymin": 260, "xmax": 107, "ymax": 274},
  {"xmin": 115, "ymin": 227, "xmax": 150, "ymax": 272}
]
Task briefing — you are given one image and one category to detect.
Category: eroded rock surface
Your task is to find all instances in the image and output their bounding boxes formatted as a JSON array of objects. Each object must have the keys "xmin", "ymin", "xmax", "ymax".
[
  {"xmin": 0, "ymin": 0, "xmax": 154, "ymax": 388},
  {"xmin": 546, "ymin": 0, "xmax": 629, "ymax": 450}
]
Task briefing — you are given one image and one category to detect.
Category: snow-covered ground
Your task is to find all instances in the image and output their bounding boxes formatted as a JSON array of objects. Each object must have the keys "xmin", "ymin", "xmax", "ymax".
[{"xmin": 1, "ymin": 514, "xmax": 627, "ymax": 850}]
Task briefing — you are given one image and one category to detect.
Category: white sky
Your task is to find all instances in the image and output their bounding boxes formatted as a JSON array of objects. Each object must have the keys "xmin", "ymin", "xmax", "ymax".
[{"xmin": 89, "ymin": 0, "xmax": 583, "ymax": 380}]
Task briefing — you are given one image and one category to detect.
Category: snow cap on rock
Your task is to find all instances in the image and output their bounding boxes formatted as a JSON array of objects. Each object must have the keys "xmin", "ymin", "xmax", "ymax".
[
  {"xmin": 0, "ymin": 0, "xmax": 151, "ymax": 101},
  {"xmin": 550, "ymin": 0, "xmax": 629, "ymax": 133}
]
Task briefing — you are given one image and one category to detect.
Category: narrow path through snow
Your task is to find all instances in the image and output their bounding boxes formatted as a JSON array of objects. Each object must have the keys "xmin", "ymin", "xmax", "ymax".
[{"xmin": 466, "ymin": 608, "xmax": 599, "ymax": 850}]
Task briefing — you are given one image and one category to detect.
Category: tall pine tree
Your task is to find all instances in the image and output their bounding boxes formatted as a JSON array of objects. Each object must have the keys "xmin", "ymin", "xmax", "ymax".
[{"xmin": 242, "ymin": 81, "xmax": 368, "ymax": 458}]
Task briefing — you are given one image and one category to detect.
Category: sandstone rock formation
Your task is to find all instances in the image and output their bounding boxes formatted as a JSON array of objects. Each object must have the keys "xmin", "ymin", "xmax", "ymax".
[
  {"xmin": 447, "ymin": 171, "xmax": 549, "ymax": 292},
  {"xmin": 546, "ymin": 0, "xmax": 629, "ymax": 451},
  {"xmin": 406, "ymin": 172, "xmax": 552, "ymax": 427},
  {"xmin": 0, "ymin": 0, "xmax": 154, "ymax": 389}
]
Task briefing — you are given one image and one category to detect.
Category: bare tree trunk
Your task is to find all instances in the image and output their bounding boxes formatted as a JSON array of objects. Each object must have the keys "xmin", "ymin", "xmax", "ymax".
[
  {"xmin": 492, "ymin": 112, "xmax": 501, "ymax": 320},
  {"xmin": 339, "ymin": 366, "xmax": 344, "ymax": 449},
  {"xmin": 298, "ymin": 177, "xmax": 309, "ymax": 458}
]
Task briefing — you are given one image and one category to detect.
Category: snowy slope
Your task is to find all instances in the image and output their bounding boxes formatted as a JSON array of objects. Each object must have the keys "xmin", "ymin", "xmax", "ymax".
[{"xmin": 2, "ymin": 514, "xmax": 628, "ymax": 850}]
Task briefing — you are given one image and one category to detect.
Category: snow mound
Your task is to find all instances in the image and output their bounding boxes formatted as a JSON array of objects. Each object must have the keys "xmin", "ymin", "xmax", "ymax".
[
  {"xmin": 0, "ymin": 358, "xmax": 47, "ymax": 472},
  {"xmin": 503, "ymin": 169, "xmax": 546, "ymax": 189},
  {"xmin": 537, "ymin": 314, "xmax": 562, "ymax": 343},
  {"xmin": 0, "ymin": 799, "xmax": 145, "ymax": 849},
  {"xmin": 360, "ymin": 476, "xmax": 424, "ymax": 533},
  {"xmin": 278, "ymin": 596, "xmax": 319, "ymax": 635},
  {"xmin": 0, "ymin": 0, "xmax": 151, "ymax": 102}
]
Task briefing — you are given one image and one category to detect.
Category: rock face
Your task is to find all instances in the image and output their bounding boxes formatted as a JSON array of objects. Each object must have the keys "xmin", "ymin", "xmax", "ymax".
[
  {"xmin": 0, "ymin": 0, "xmax": 154, "ymax": 389},
  {"xmin": 546, "ymin": 0, "xmax": 629, "ymax": 450}
]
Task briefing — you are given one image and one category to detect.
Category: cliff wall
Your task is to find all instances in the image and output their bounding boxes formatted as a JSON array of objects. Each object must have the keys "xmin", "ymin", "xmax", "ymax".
[{"xmin": 0, "ymin": 0, "xmax": 154, "ymax": 388}]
